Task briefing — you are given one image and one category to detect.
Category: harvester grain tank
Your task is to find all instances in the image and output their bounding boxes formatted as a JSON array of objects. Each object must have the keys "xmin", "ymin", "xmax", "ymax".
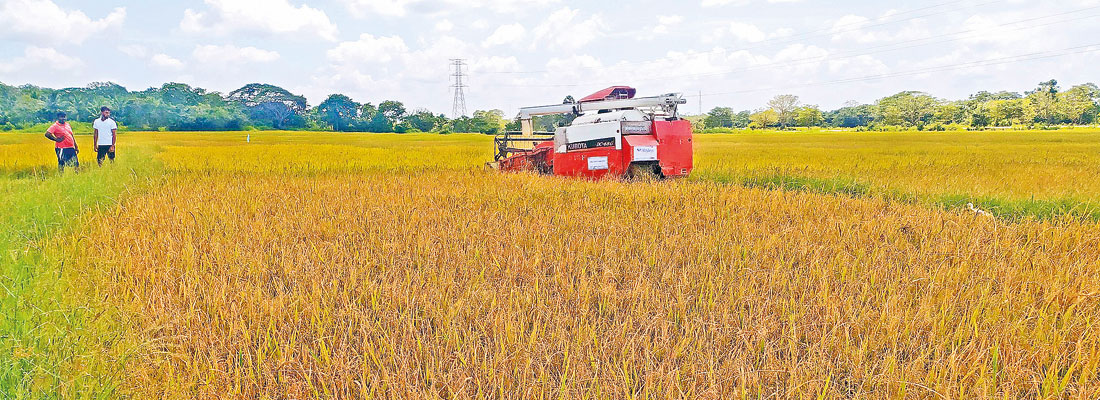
[{"xmin": 492, "ymin": 86, "xmax": 694, "ymax": 179}]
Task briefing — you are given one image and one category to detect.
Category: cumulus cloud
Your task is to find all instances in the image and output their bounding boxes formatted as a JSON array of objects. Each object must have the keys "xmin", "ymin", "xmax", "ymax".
[
  {"xmin": 181, "ymin": 0, "xmax": 338, "ymax": 41},
  {"xmin": 193, "ymin": 44, "xmax": 281, "ymax": 65},
  {"xmin": 117, "ymin": 44, "xmax": 149, "ymax": 59},
  {"xmin": 829, "ymin": 15, "xmax": 882, "ymax": 43},
  {"xmin": 702, "ymin": 0, "xmax": 801, "ymax": 5},
  {"xmin": 300, "ymin": 34, "xmax": 485, "ymax": 113},
  {"xmin": 150, "ymin": 54, "xmax": 185, "ymax": 70},
  {"xmin": 727, "ymin": 22, "xmax": 768, "ymax": 42},
  {"xmin": 545, "ymin": 54, "xmax": 603, "ymax": 74},
  {"xmin": 341, "ymin": 0, "xmax": 559, "ymax": 17},
  {"xmin": 701, "ymin": 0, "xmax": 749, "ymax": 6},
  {"xmin": 483, "ymin": 24, "xmax": 526, "ymax": 47},
  {"xmin": 435, "ymin": 19, "xmax": 455, "ymax": 32},
  {"xmin": 0, "ymin": 46, "xmax": 84, "ymax": 73},
  {"xmin": 706, "ymin": 21, "xmax": 790, "ymax": 44},
  {"xmin": 653, "ymin": 15, "xmax": 685, "ymax": 35},
  {"xmin": 530, "ymin": 8, "xmax": 607, "ymax": 51},
  {"xmin": 0, "ymin": 0, "xmax": 125, "ymax": 45},
  {"xmin": 961, "ymin": 13, "xmax": 1047, "ymax": 49},
  {"xmin": 469, "ymin": 56, "xmax": 523, "ymax": 74},
  {"xmin": 827, "ymin": 55, "xmax": 890, "ymax": 76},
  {"xmin": 340, "ymin": 0, "xmax": 417, "ymax": 16},
  {"xmin": 327, "ymin": 34, "xmax": 410, "ymax": 64}
]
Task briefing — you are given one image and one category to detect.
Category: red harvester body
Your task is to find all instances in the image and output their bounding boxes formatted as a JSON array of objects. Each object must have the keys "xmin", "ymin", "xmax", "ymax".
[{"xmin": 493, "ymin": 86, "xmax": 693, "ymax": 179}]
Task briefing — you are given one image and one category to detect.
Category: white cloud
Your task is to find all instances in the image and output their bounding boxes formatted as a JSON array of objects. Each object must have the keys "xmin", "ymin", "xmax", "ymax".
[
  {"xmin": 702, "ymin": 0, "xmax": 800, "ymax": 5},
  {"xmin": 435, "ymin": 19, "xmax": 454, "ymax": 32},
  {"xmin": 341, "ymin": 0, "xmax": 559, "ymax": 17},
  {"xmin": 302, "ymin": 34, "xmax": 476, "ymax": 110},
  {"xmin": 546, "ymin": 55, "xmax": 602, "ymax": 76},
  {"xmin": 327, "ymin": 34, "xmax": 410, "ymax": 64},
  {"xmin": 829, "ymin": 15, "xmax": 879, "ymax": 43},
  {"xmin": 772, "ymin": 44, "xmax": 830, "ymax": 75},
  {"xmin": 401, "ymin": 35, "xmax": 475, "ymax": 80},
  {"xmin": 150, "ymin": 54, "xmax": 185, "ymax": 70},
  {"xmin": 829, "ymin": 14, "xmax": 933, "ymax": 45},
  {"xmin": 531, "ymin": 8, "xmax": 607, "ymax": 51},
  {"xmin": 701, "ymin": 0, "xmax": 749, "ymax": 6},
  {"xmin": 297, "ymin": 68, "xmax": 395, "ymax": 105},
  {"xmin": 828, "ymin": 55, "xmax": 889, "ymax": 76},
  {"xmin": 727, "ymin": 22, "xmax": 767, "ymax": 42},
  {"xmin": 0, "ymin": 0, "xmax": 125, "ymax": 45},
  {"xmin": 193, "ymin": 44, "xmax": 280, "ymax": 65},
  {"xmin": 483, "ymin": 24, "xmax": 526, "ymax": 47},
  {"xmin": 0, "ymin": 46, "xmax": 83, "ymax": 73},
  {"xmin": 706, "ymin": 21, "xmax": 791, "ymax": 44},
  {"xmin": 961, "ymin": 14, "xmax": 1046, "ymax": 49},
  {"xmin": 180, "ymin": 0, "xmax": 338, "ymax": 41},
  {"xmin": 469, "ymin": 56, "xmax": 522, "ymax": 74},
  {"xmin": 653, "ymin": 15, "xmax": 684, "ymax": 35},
  {"xmin": 340, "ymin": 0, "xmax": 417, "ymax": 17},
  {"xmin": 117, "ymin": 44, "xmax": 149, "ymax": 59}
]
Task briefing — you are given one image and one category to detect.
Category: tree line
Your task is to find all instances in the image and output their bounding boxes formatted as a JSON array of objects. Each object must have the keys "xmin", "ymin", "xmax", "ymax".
[
  {"xmin": 700, "ymin": 80, "xmax": 1100, "ymax": 131},
  {"xmin": 4, "ymin": 79, "xmax": 1097, "ymax": 134},
  {"xmin": 0, "ymin": 81, "xmax": 512, "ymax": 134}
]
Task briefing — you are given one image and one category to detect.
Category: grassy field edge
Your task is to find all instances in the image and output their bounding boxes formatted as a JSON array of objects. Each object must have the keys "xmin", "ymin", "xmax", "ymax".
[{"xmin": 0, "ymin": 149, "xmax": 165, "ymax": 399}]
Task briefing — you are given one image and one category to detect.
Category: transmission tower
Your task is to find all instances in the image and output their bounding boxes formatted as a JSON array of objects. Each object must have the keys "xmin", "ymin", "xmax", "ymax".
[{"xmin": 450, "ymin": 59, "xmax": 468, "ymax": 118}]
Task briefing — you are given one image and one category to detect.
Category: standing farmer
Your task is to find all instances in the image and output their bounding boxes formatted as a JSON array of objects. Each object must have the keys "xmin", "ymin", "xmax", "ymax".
[
  {"xmin": 92, "ymin": 106, "xmax": 118, "ymax": 166},
  {"xmin": 44, "ymin": 112, "xmax": 79, "ymax": 172}
]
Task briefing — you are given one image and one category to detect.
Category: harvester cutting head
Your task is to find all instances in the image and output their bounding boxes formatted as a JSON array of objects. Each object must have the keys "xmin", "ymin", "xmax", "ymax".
[{"xmin": 492, "ymin": 86, "xmax": 693, "ymax": 179}]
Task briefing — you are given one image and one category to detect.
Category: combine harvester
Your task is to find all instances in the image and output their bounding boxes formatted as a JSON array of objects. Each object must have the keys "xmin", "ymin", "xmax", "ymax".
[{"xmin": 492, "ymin": 86, "xmax": 693, "ymax": 179}]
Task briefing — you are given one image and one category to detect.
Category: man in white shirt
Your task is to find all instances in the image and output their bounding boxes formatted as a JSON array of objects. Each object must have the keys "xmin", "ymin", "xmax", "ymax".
[{"xmin": 92, "ymin": 106, "xmax": 118, "ymax": 166}]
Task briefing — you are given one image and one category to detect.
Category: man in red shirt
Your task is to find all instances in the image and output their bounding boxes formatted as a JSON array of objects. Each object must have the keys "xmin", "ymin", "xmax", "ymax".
[{"xmin": 44, "ymin": 112, "xmax": 79, "ymax": 172}]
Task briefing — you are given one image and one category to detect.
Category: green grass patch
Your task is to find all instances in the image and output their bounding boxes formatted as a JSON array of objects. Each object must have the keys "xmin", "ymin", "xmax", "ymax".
[
  {"xmin": 0, "ymin": 148, "xmax": 164, "ymax": 399},
  {"xmin": 934, "ymin": 194, "xmax": 1100, "ymax": 221},
  {"xmin": 696, "ymin": 171, "xmax": 1100, "ymax": 221}
]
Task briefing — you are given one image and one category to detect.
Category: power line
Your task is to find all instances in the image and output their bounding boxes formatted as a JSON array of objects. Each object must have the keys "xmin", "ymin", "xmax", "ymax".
[{"xmin": 450, "ymin": 59, "xmax": 468, "ymax": 118}]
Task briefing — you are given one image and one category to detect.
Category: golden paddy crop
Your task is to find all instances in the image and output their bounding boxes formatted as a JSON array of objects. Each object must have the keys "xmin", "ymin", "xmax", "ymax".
[
  {"xmin": 694, "ymin": 130, "xmax": 1100, "ymax": 201},
  {"xmin": 4, "ymin": 130, "xmax": 1100, "ymax": 398}
]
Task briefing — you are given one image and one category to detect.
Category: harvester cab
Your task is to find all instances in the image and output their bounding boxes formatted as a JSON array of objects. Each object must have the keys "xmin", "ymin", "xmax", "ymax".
[{"xmin": 493, "ymin": 86, "xmax": 693, "ymax": 179}]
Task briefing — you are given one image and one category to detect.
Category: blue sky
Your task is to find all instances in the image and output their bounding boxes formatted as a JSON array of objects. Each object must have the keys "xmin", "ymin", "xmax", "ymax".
[{"xmin": 1, "ymin": 0, "xmax": 1098, "ymax": 116}]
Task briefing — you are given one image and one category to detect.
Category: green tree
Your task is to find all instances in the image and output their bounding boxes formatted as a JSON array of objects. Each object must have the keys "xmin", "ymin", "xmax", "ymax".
[
  {"xmin": 316, "ymin": 94, "xmax": 359, "ymax": 131},
  {"xmin": 379, "ymin": 100, "xmax": 407, "ymax": 122},
  {"xmin": 987, "ymin": 99, "xmax": 1029, "ymax": 126},
  {"xmin": 876, "ymin": 91, "xmax": 939, "ymax": 128},
  {"xmin": 1027, "ymin": 79, "xmax": 1062, "ymax": 125},
  {"xmin": 933, "ymin": 101, "xmax": 967, "ymax": 125},
  {"xmin": 472, "ymin": 109, "xmax": 506, "ymax": 134},
  {"xmin": 227, "ymin": 83, "xmax": 308, "ymax": 129},
  {"xmin": 704, "ymin": 107, "xmax": 735, "ymax": 128},
  {"xmin": 827, "ymin": 102, "xmax": 874, "ymax": 128},
  {"xmin": 406, "ymin": 109, "xmax": 446, "ymax": 132},
  {"xmin": 1058, "ymin": 83, "xmax": 1099, "ymax": 125},
  {"xmin": 767, "ymin": 94, "xmax": 800, "ymax": 129},
  {"xmin": 748, "ymin": 109, "xmax": 779, "ymax": 129},
  {"xmin": 363, "ymin": 113, "xmax": 393, "ymax": 133},
  {"xmin": 732, "ymin": 111, "xmax": 751, "ymax": 128},
  {"xmin": 794, "ymin": 105, "xmax": 824, "ymax": 127}
]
